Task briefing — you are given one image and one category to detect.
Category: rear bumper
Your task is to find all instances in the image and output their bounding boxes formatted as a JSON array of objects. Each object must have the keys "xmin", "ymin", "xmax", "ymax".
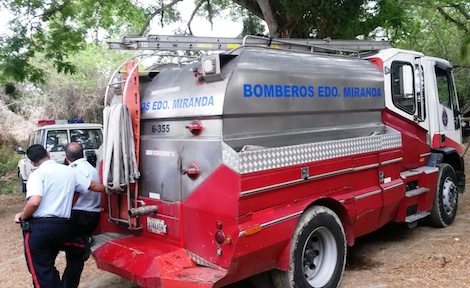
[{"xmin": 92, "ymin": 233, "xmax": 227, "ymax": 288}]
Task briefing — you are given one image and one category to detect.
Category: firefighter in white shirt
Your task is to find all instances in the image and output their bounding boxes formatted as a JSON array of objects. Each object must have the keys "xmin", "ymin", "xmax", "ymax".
[
  {"xmin": 14, "ymin": 144, "xmax": 105, "ymax": 288},
  {"xmin": 62, "ymin": 142, "xmax": 102, "ymax": 288}
]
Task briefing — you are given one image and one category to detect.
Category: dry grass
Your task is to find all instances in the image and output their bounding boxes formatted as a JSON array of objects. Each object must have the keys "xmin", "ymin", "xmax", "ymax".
[{"xmin": 0, "ymin": 101, "xmax": 35, "ymax": 142}]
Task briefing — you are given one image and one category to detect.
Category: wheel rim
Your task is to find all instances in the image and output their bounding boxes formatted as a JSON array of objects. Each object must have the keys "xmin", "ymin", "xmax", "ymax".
[
  {"xmin": 302, "ymin": 226, "xmax": 337, "ymax": 287},
  {"xmin": 442, "ymin": 176, "xmax": 457, "ymax": 215}
]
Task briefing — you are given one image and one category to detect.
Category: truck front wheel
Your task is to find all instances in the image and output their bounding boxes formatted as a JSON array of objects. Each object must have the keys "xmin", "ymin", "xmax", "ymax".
[
  {"xmin": 429, "ymin": 163, "xmax": 458, "ymax": 227},
  {"xmin": 272, "ymin": 206, "xmax": 346, "ymax": 288}
]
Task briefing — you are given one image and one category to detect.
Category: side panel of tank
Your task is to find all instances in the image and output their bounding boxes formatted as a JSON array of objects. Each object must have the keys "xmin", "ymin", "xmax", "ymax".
[
  {"xmin": 139, "ymin": 118, "xmax": 223, "ymax": 202},
  {"xmin": 224, "ymin": 48, "xmax": 385, "ymax": 150},
  {"xmin": 140, "ymin": 62, "xmax": 234, "ymax": 119}
]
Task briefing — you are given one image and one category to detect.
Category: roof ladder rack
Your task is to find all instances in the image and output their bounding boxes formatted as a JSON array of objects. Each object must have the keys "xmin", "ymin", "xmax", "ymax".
[{"xmin": 108, "ymin": 34, "xmax": 393, "ymax": 54}]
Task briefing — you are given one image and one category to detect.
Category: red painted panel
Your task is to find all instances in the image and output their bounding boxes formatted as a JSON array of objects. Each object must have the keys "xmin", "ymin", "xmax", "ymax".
[
  {"xmin": 432, "ymin": 133, "xmax": 463, "ymax": 154},
  {"xmin": 351, "ymin": 155, "xmax": 382, "ymax": 237},
  {"xmin": 131, "ymin": 198, "xmax": 183, "ymax": 246},
  {"xmin": 352, "ymin": 188, "xmax": 382, "ymax": 238},
  {"xmin": 382, "ymin": 109, "xmax": 430, "ymax": 169},
  {"xmin": 379, "ymin": 150, "xmax": 403, "ymax": 183},
  {"xmin": 182, "ymin": 165, "xmax": 240, "ymax": 269},
  {"xmin": 378, "ymin": 179, "xmax": 404, "ymax": 227},
  {"xmin": 419, "ymin": 170, "xmax": 439, "ymax": 212},
  {"xmin": 93, "ymin": 236, "xmax": 226, "ymax": 288},
  {"xmin": 239, "ymin": 157, "xmax": 353, "ymax": 216}
]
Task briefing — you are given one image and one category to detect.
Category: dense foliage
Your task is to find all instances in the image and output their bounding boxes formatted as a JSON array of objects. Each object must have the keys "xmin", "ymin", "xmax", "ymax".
[{"xmin": 0, "ymin": 0, "xmax": 468, "ymax": 111}]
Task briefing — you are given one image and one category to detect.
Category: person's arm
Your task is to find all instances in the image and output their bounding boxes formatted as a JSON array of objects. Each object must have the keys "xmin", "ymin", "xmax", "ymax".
[
  {"xmin": 74, "ymin": 170, "xmax": 105, "ymax": 194},
  {"xmin": 89, "ymin": 180, "xmax": 105, "ymax": 193},
  {"xmin": 14, "ymin": 195, "xmax": 42, "ymax": 223}
]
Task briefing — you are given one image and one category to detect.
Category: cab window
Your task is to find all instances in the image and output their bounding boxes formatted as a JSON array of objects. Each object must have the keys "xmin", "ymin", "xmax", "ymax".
[
  {"xmin": 28, "ymin": 133, "xmax": 35, "ymax": 147},
  {"xmin": 46, "ymin": 130, "xmax": 68, "ymax": 152},
  {"xmin": 435, "ymin": 65, "xmax": 455, "ymax": 109},
  {"xmin": 70, "ymin": 129, "xmax": 103, "ymax": 149},
  {"xmin": 28, "ymin": 130, "xmax": 42, "ymax": 146},
  {"xmin": 391, "ymin": 61, "xmax": 415, "ymax": 114},
  {"xmin": 34, "ymin": 130, "xmax": 42, "ymax": 144}
]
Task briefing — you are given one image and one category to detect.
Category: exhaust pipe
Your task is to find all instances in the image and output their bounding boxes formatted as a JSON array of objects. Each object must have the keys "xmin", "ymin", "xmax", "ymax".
[{"xmin": 128, "ymin": 205, "xmax": 158, "ymax": 218}]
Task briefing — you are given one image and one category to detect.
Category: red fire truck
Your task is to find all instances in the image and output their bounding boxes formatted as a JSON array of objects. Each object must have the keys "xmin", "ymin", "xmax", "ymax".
[{"xmin": 92, "ymin": 35, "xmax": 465, "ymax": 288}]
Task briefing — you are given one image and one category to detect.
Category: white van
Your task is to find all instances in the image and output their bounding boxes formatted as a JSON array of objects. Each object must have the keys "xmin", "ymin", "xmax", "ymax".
[{"xmin": 16, "ymin": 120, "xmax": 103, "ymax": 193}]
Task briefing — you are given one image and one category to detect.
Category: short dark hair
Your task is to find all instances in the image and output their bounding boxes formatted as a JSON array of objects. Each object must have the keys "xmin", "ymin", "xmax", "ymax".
[
  {"xmin": 66, "ymin": 142, "xmax": 84, "ymax": 162},
  {"xmin": 26, "ymin": 144, "xmax": 48, "ymax": 163}
]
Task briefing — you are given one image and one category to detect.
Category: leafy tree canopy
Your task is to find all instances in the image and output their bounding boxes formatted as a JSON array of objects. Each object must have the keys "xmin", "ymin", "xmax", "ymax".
[
  {"xmin": 0, "ymin": 0, "xmax": 468, "ymax": 88},
  {"xmin": 0, "ymin": 0, "xmax": 408, "ymax": 84}
]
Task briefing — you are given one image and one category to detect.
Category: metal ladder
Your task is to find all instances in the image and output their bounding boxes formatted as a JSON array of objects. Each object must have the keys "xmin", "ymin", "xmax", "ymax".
[{"xmin": 108, "ymin": 34, "xmax": 392, "ymax": 54}]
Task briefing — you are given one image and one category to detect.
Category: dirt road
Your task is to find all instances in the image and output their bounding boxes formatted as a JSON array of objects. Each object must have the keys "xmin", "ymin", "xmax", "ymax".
[{"xmin": 1, "ymin": 171, "xmax": 469, "ymax": 287}]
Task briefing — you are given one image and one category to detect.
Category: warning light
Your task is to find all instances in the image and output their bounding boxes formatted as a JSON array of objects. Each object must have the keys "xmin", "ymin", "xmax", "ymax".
[
  {"xmin": 68, "ymin": 119, "xmax": 84, "ymax": 123},
  {"xmin": 37, "ymin": 119, "xmax": 85, "ymax": 126},
  {"xmin": 37, "ymin": 119, "xmax": 55, "ymax": 126}
]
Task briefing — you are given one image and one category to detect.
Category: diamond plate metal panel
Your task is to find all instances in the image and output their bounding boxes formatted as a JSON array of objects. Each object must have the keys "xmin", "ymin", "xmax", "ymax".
[
  {"xmin": 222, "ymin": 142, "xmax": 240, "ymax": 172},
  {"xmin": 223, "ymin": 129, "xmax": 402, "ymax": 174}
]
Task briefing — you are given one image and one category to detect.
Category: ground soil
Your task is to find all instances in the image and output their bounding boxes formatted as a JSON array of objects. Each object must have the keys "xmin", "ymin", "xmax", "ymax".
[{"xmin": 2, "ymin": 155, "xmax": 470, "ymax": 288}]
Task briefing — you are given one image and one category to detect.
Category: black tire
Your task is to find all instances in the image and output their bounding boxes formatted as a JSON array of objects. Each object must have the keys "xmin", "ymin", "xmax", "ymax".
[
  {"xmin": 249, "ymin": 271, "xmax": 275, "ymax": 288},
  {"xmin": 429, "ymin": 163, "xmax": 458, "ymax": 227},
  {"xmin": 19, "ymin": 173, "xmax": 26, "ymax": 193},
  {"xmin": 272, "ymin": 206, "xmax": 346, "ymax": 288}
]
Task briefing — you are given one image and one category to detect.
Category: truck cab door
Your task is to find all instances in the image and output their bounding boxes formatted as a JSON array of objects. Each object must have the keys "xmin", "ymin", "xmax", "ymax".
[
  {"xmin": 383, "ymin": 53, "xmax": 430, "ymax": 167},
  {"xmin": 432, "ymin": 62, "xmax": 462, "ymax": 152}
]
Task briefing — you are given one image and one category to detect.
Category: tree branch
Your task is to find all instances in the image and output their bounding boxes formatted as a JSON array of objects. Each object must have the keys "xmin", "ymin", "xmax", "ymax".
[
  {"xmin": 450, "ymin": 3, "xmax": 470, "ymax": 21},
  {"xmin": 139, "ymin": 0, "xmax": 185, "ymax": 36},
  {"xmin": 231, "ymin": 0, "xmax": 263, "ymax": 19},
  {"xmin": 39, "ymin": 0, "xmax": 72, "ymax": 21},
  {"xmin": 187, "ymin": 0, "xmax": 206, "ymax": 35},
  {"xmin": 436, "ymin": 5, "xmax": 468, "ymax": 33}
]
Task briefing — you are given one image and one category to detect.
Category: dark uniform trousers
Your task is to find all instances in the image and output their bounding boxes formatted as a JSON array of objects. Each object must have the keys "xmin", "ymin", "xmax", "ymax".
[
  {"xmin": 23, "ymin": 217, "xmax": 70, "ymax": 288},
  {"xmin": 62, "ymin": 210, "xmax": 100, "ymax": 288}
]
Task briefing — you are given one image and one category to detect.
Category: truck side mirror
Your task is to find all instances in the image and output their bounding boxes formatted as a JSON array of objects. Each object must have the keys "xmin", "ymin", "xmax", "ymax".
[
  {"xmin": 454, "ymin": 109, "xmax": 462, "ymax": 130},
  {"xmin": 461, "ymin": 118, "xmax": 470, "ymax": 142}
]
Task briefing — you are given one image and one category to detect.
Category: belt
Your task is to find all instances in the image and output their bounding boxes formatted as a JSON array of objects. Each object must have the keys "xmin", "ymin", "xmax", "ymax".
[{"xmin": 29, "ymin": 217, "xmax": 68, "ymax": 224}]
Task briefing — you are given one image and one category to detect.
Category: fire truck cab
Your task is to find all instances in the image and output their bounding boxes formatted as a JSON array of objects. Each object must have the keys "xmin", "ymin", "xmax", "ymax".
[{"xmin": 92, "ymin": 35, "xmax": 464, "ymax": 288}]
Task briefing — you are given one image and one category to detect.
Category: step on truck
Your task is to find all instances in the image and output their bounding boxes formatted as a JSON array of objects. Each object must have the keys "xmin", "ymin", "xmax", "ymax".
[{"xmin": 93, "ymin": 35, "xmax": 465, "ymax": 288}]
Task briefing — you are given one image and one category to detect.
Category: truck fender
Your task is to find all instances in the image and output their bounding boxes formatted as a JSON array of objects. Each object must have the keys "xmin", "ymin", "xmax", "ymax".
[
  {"xmin": 427, "ymin": 148, "xmax": 465, "ymax": 192},
  {"xmin": 276, "ymin": 239, "xmax": 292, "ymax": 271},
  {"xmin": 275, "ymin": 198, "xmax": 355, "ymax": 271}
]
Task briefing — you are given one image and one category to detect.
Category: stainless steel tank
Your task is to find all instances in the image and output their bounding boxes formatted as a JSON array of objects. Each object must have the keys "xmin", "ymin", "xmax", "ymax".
[{"xmin": 138, "ymin": 46, "xmax": 391, "ymax": 201}]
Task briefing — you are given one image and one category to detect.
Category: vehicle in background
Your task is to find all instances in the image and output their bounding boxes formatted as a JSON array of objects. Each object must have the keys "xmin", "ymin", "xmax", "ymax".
[{"xmin": 16, "ymin": 119, "xmax": 103, "ymax": 193}]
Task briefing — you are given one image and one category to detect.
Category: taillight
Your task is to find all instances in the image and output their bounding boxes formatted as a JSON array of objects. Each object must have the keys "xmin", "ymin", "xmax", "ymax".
[{"xmin": 215, "ymin": 230, "xmax": 225, "ymax": 245}]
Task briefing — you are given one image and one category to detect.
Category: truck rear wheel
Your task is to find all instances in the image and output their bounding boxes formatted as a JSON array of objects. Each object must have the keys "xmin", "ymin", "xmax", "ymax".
[
  {"xmin": 272, "ymin": 206, "xmax": 346, "ymax": 288},
  {"xmin": 429, "ymin": 163, "xmax": 458, "ymax": 227}
]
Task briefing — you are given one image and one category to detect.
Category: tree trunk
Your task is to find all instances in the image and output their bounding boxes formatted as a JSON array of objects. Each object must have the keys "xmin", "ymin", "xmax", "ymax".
[{"xmin": 256, "ymin": 0, "xmax": 279, "ymax": 37}]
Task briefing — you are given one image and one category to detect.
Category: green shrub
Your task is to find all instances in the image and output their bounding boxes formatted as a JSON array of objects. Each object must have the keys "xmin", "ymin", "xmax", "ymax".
[
  {"xmin": 0, "ymin": 146, "xmax": 21, "ymax": 177},
  {"xmin": 0, "ymin": 178, "xmax": 18, "ymax": 195}
]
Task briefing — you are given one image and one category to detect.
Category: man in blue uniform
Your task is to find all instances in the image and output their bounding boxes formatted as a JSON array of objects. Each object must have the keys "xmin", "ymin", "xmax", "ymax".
[
  {"xmin": 14, "ymin": 144, "xmax": 105, "ymax": 288},
  {"xmin": 62, "ymin": 142, "xmax": 102, "ymax": 288}
]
